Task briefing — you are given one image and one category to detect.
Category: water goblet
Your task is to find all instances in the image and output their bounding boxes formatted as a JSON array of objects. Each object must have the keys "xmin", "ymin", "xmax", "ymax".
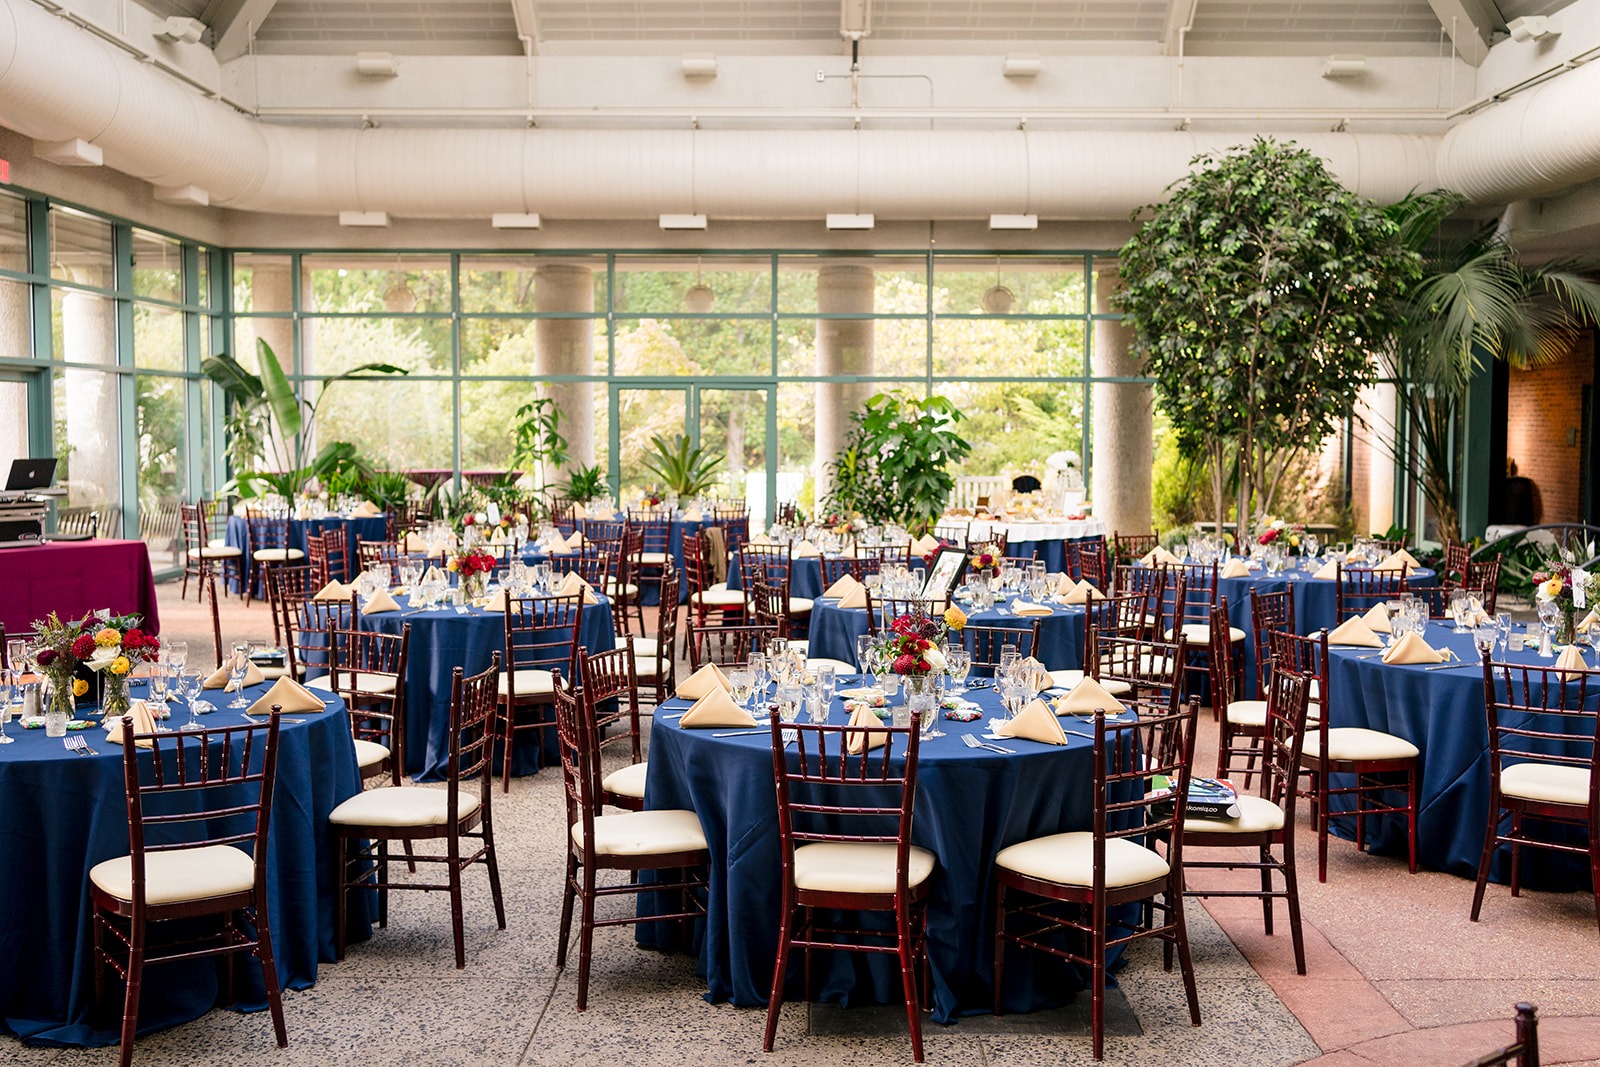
[
  {"xmin": 728, "ymin": 668, "xmax": 755, "ymax": 709},
  {"xmin": 0, "ymin": 670, "xmax": 14, "ymax": 744},
  {"xmin": 5, "ymin": 638, "xmax": 24, "ymax": 678},
  {"xmin": 776, "ymin": 684, "xmax": 803, "ymax": 724},
  {"xmin": 945, "ymin": 647, "xmax": 971, "ymax": 695},
  {"xmin": 1536, "ymin": 599, "xmax": 1560, "ymax": 657},
  {"xmin": 183, "ymin": 670, "xmax": 209, "ymax": 720},
  {"xmin": 1449, "ymin": 589, "xmax": 1471, "ymax": 633},
  {"xmin": 148, "ymin": 658, "xmax": 170, "ymax": 713},
  {"xmin": 855, "ymin": 634, "xmax": 875, "ymax": 675},
  {"xmin": 166, "ymin": 640, "xmax": 188, "ymax": 677},
  {"xmin": 1495, "ymin": 612, "xmax": 1513, "ymax": 654},
  {"xmin": 748, "ymin": 653, "xmax": 770, "ymax": 699},
  {"xmin": 998, "ymin": 648, "xmax": 1020, "ymax": 681},
  {"xmin": 766, "ymin": 636, "xmax": 789, "ymax": 662},
  {"xmin": 227, "ymin": 642, "xmax": 253, "ymax": 708}
]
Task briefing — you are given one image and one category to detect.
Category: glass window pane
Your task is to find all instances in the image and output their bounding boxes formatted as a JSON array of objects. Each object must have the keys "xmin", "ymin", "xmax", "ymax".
[
  {"xmin": 136, "ymin": 373, "xmax": 186, "ymax": 569},
  {"xmin": 304, "ymin": 254, "xmax": 450, "ymax": 314},
  {"xmin": 315, "ymin": 379, "xmax": 455, "ymax": 471},
  {"xmin": 777, "ymin": 255, "xmax": 926, "ymax": 314},
  {"xmin": 461, "ymin": 317, "xmax": 605, "ymax": 376},
  {"xmin": 616, "ymin": 387, "xmax": 688, "ymax": 499},
  {"xmin": 133, "ymin": 303, "xmax": 185, "ymax": 371},
  {"xmin": 0, "ymin": 189, "xmax": 27, "ymax": 275},
  {"xmin": 943, "ymin": 379, "xmax": 1085, "ymax": 482},
  {"xmin": 52, "ymin": 289, "xmax": 117, "ymax": 367},
  {"xmin": 459, "ymin": 255, "xmax": 607, "ymax": 314},
  {"xmin": 931, "ymin": 256, "xmax": 1087, "ymax": 316},
  {"xmin": 132, "ymin": 229, "xmax": 182, "ymax": 302},
  {"xmin": 196, "ymin": 246, "xmax": 211, "ymax": 308},
  {"xmin": 303, "ymin": 316, "xmax": 450, "ymax": 375},
  {"xmin": 0, "ymin": 277, "xmax": 32, "ymax": 359},
  {"xmin": 613, "ymin": 257, "xmax": 771, "ymax": 314},
  {"xmin": 697, "ymin": 388, "xmax": 768, "ymax": 507},
  {"xmin": 50, "ymin": 206, "xmax": 114, "ymax": 287},
  {"xmin": 933, "ymin": 319, "xmax": 1085, "ymax": 379},
  {"xmin": 232, "ymin": 253, "xmax": 294, "ymax": 314},
  {"xmin": 612, "ymin": 318, "xmax": 770, "ymax": 377},
  {"xmin": 53, "ymin": 364, "xmax": 121, "ymax": 518},
  {"xmin": 458, "ymin": 381, "xmax": 608, "ymax": 492},
  {"xmin": 0, "ymin": 378, "xmax": 28, "ymax": 468}
]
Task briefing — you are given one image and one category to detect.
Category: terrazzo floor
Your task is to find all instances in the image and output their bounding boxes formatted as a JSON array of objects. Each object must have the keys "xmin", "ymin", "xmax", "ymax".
[{"xmin": 4, "ymin": 581, "xmax": 1597, "ymax": 1066}]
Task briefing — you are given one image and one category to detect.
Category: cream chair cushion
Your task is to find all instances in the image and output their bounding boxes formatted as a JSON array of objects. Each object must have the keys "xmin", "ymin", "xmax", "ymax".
[
  {"xmin": 1049, "ymin": 670, "xmax": 1133, "ymax": 696},
  {"xmin": 1304, "ymin": 727, "xmax": 1418, "ymax": 762},
  {"xmin": 353, "ymin": 738, "xmax": 391, "ymax": 771},
  {"xmin": 632, "ymin": 551, "xmax": 670, "ymax": 567},
  {"xmin": 1183, "ymin": 794, "xmax": 1285, "ymax": 834},
  {"xmin": 805, "ymin": 658, "xmax": 857, "ymax": 674},
  {"xmin": 253, "ymin": 548, "xmax": 306, "ymax": 563},
  {"xmin": 618, "ymin": 637, "xmax": 660, "ymax": 657},
  {"xmin": 793, "ymin": 842, "xmax": 935, "ymax": 894},
  {"xmin": 575, "ymin": 808, "xmax": 707, "ymax": 857},
  {"xmin": 788, "ymin": 597, "xmax": 815, "ymax": 615},
  {"xmin": 257, "ymin": 662, "xmax": 306, "ymax": 680},
  {"xmin": 601, "ymin": 761, "xmax": 648, "ymax": 800},
  {"xmin": 1226, "ymin": 699, "xmax": 1269, "ymax": 727},
  {"xmin": 329, "ymin": 788, "xmax": 480, "ymax": 828},
  {"xmin": 91, "ymin": 845, "xmax": 255, "ymax": 905},
  {"xmin": 1500, "ymin": 762, "xmax": 1591, "ymax": 807},
  {"xmin": 189, "ymin": 545, "xmax": 243, "ymax": 560},
  {"xmin": 1167, "ymin": 623, "xmax": 1246, "ymax": 644},
  {"xmin": 605, "ymin": 580, "xmax": 640, "ymax": 599},
  {"xmin": 691, "ymin": 584, "xmax": 746, "ymax": 608},
  {"xmin": 995, "ymin": 831, "xmax": 1169, "ymax": 889},
  {"xmin": 633, "ymin": 655, "xmax": 665, "ymax": 678},
  {"xmin": 306, "ymin": 672, "xmax": 398, "ymax": 695},
  {"xmin": 498, "ymin": 668, "xmax": 555, "ymax": 697}
]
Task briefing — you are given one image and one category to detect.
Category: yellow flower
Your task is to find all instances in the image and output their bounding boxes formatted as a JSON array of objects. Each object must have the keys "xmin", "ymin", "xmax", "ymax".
[
  {"xmin": 1543, "ymin": 575, "xmax": 1565, "ymax": 600},
  {"xmin": 943, "ymin": 605, "xmax": 967, "ymax": 632},
  {"xmin": 110, "ymin": 656, "xmax": 131, "ymax": 675},
  {"xmin": 72, "ymin": 678, "xmax": 89, "ymax": 697},
  {"xmin": 445, "ymin": 559, "xmax": 459, "ymax": 572},
  {"xmin": 94, "ymin": 628, "xmax": 121, "ymax": 647}
]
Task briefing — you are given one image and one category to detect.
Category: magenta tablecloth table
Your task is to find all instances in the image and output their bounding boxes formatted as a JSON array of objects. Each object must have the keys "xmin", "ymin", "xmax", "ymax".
[{"xmin": 0, "ymin": 539, "xmax": 161, "ymax": 634}]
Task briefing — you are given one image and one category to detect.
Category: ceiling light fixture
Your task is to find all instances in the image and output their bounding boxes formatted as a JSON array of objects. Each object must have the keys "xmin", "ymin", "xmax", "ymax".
[
  {"xmin": 491, "ymin": 213, "xmax": 541, "ymax": 229},
  {"xmin": 660, "ymin": 214, "xmax": 708, "ymax": 230},
  {"xmin": 1003, "ymin": 55, "xmax": 1041, "ymax": 79},
  {"xmin": 154, "ymin": 16, "xmax": 205, "ymax": 43},
  {"xmin": 982, "ymin": 258, "xmax": 1015, "ymax": 314},
  {"xmin": 355, "ymin": 52, "xmax": 400, "ymax": 77},
  {"xmin": 1507, "ymin": 16, "xmax": 1560, "ymax": 41},
  {"xmin": 990, "ymin": 214, "xmax": 1038, "ymax": 230},
  {"xmin": 681, "ymin": 55, "xmax": 717, "ymax": 79},
  {"xmin": 826, "ymin": 213, "xmax": 874, "ymax": 230},
  {"xmin": 383, "ymin": 257, "xmax": 416, "ymax": 314},
  {"xmin": 684, "ymin": 258, "xmax": 715, "ymax": 313},
  {"xmin": 1322, "ymin": 55, "xmax": 1367, "ymax": 78}
]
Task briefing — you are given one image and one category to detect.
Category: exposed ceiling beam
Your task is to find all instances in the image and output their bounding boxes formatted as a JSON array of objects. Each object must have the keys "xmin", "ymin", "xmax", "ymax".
[
  {"xmin": 508, "ymin": 0, "xmax": 540, "ymax": 54},
  {"xmin": 1425, "ymin": 0, "xmax": 1499, "ymax": 66},
  {"xmin": 203, "ymin": 0, "xmax": 282, "ymax": 62},
  {"xmin": 1162, "ymin": 0, "xmax": 1200, "ymax": 56}
]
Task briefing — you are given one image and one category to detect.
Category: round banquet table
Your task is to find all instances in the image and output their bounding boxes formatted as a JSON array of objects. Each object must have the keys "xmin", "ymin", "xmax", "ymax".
[
  {"xmin": 966, "ymin": 517, "xmax": 1108, "ymax": 573},
  {"xmin": 807, "ymin": 594, "xmax": 1085, "ymax": 672},
  {"xmin": 0, "ymin": 680, "xmax": 370, "ymax": 1049},
  {"xmin": 1325, "ymin": 622, "xmax": 1594, "ymax": 889},
  {"xmin": 357, "ymin": 591, "xmax": 615, "ymax": 781},
  {"xmin": 225, "ymin": 513, "xmax": 389, "ymax": 598},
  {"xmin": 724, "ymin": 549, "xmax": 843, "ymax": 601},
  {"xmin": 638, "ymin": 682, "xmax": 1123, "ymax": 1021}
]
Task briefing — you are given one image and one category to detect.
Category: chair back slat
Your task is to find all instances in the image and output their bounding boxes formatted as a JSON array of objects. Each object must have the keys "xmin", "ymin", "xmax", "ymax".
[
  {"xmin": 691, "ymin": 622, "xmax": 777, "ymax": 669},
  {"xmin": 1335, "ymin": 563, "xmax": 1409, "ymax": 621},
  {"xmin": 447, "ymin": 655, "xmax": 501, "ymax": 818},
  {"xmin": 1249, "ymin": 588, "xmax": 1295, "ymax": 693},
  {"xmin": 504, "ymin": 594, "xmax": 584, "ymax": 681},
  {"xmin": 327, "ymin": 622, "xmax": 409, "ymax": 774},
  {"xmin": 1090, "ymin": 633, "xmax": 1187, "ymax": 705},
  {"xmin": 1481, "ymin": 655, "xmax": 1600, "ymax": 779},
  {"xmin": 773, "ymin": 717, "xmax": 922, "ymax": 855},
  {"xmin": 1086, "ymin": 697, "xmax": 1197, "ymax": 893},
  {"xmin": 964, "ymin": 622, "xmax": 1041, "ymax": 675}
]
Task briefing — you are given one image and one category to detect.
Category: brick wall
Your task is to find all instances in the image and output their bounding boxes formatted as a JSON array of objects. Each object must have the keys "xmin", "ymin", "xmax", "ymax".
[{"xmin": 1504, "ymin": 334, "xmax": 1594, "ymax": 523}]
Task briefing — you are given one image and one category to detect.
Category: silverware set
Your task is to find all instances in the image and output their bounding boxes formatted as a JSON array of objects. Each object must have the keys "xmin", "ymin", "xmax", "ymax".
[
  {"xmin": 63, "ymin": 735, "xmax": 97, "ymax": 756},
  {"xmin": 962, "ymin": 733, "xmax": 1015, "ymax": 754}
]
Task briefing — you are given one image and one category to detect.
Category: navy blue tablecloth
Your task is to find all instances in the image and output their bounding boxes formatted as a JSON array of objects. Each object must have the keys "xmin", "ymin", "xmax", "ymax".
[
  {"xmin": 1326, "ymin": 623, "xmax": 1591, "ymax": 889},
  {"xmin": 0, "ymin": 680, "xmax": 368, "ymax": 1049},
  {"xmin": 225, "ymin": 514, "xmax": 389, "ymax": 597},
  {"xmin": 807, "ymin": 596, "xmax": 1084, "ymax": 672},
  {"xmin": 358, "ymin": 591, "xmax": 614, "ymax": 781},
  {"xmin": 640, "ymin": 684, "xmax": 1109, "ymax": 1021},
  {"xmin": 725, "ymin": 552, "xmax": 832, "ymax": 601}
]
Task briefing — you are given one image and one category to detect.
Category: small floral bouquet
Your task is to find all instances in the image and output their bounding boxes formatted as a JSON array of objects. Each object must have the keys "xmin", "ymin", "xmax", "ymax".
[
  {"xmin": 79, "ymin": 614, "xmax": 160, "ymax": 719},
  {"xmin": 921, "ymin": 539, "xmax": 952, "ymax": 569},
  {"xmin": 968, "ymin": 542, "xmax": 1002, "ymax": 576},
  {"xmin": 875, "ymin": 606, "xmax": 967, "ymax": 676},
  {"xmin": 1252, "ymin": 516, "xmax": 1305, "ymax": 550},
  {"xmin": 31, "ymin": 612, "xmax": 93, "ymax": 718},
  {"xmin": 1532, "ymin": 539, "xmax": 1597, "ymax": 644}
]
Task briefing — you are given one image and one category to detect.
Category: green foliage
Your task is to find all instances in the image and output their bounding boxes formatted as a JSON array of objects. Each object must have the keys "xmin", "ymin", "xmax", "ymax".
[
  {"xmin": 508, "ymin": 398, "xmax": 570, "ymax": 488},
  {"xmin": 360, "ymin": 470, "xmax": 414, "ymax": 512},
  {"xmin": 561, "ymin": 464, "xmax": 609, "ymax": 505},
  {"xmin": 1118, "ymin": 137, "xmax": 1420, "ymax": 538},
  {"xmin": 642, "ymin": 434, "xmax": 724, "ymax": 498},
  {"xmin": 824, "ymin": 392, "xmax": 973, "ymax": 534},
  {"xmin": 1378, "ymin": 190, "xmax": 1600, "ymax": 544},
  {"xmin": 1151, "ymin": 429, "xmax": 1208, "ymax": 531}
]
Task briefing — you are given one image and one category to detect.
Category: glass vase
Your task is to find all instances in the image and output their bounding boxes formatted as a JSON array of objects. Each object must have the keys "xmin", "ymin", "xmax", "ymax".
[
  {"xmin": 103, "ymin": 671, "xmax": 131, "ymax": 722},
  {"xmin": 45, "ymin": 676, "xmax": 72, "ymax": 737},
  {"xmin": 1556, "ymin": 604, "xmax": 1577, "ymax": 647},
  {"xmin": 462, "ymin": 570, "xmax": 488, "ymax": 601}
]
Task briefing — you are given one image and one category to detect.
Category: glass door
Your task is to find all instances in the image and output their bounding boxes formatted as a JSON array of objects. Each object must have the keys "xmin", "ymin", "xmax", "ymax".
[
  {"xmin": 694, "ymin": 385, "xmax": 776, "ymax": 524},
  {"xmin": 611, "ymin": 383, "xmax": 689, "ymax": 506}
]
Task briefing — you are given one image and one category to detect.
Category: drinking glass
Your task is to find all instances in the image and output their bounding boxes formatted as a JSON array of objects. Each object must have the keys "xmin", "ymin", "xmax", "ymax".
[
  {"xmin": 855, "ymin": 634, "xmax": 875, "ymax": 675},
  {"xmin": 1303, "ymin": 533, "xmax": 1320, "ymax": 560},
  {"xmin": 1472, "ymin": 619, "xmax": 1497, "ymax": 655},
  {"xmin": 804, "ymin": 683, "xmax": 828, "ymax": 724},
  {"xmin": 1000, "ymin": 680, "xmax": 1026, "ymax": 719},
  {"xmin": 227, "ymin": 642, "xmax": 253, "ymax": 708},
  {"xmin": 183, "ymin": 670, "xmax": 208, "ymax": 720},
  {"xmin": 728, "ymin": 668, "xmax": 755, "ymax": 709},
  {"xmin": 148, "ymin": 658, "xmax": 170, "ymax": 712},
  {"xmin": 766, "ymin": 636, "xmax": 789, "ymax": 661},
  {"xmin": 748, "ymin": 653, "xmax": 770, "ymax": 698},
  {"xmin": 945, "ymin": 647, "xmax": 971, "ymax": 695},
  {"xmin": 816, "ymin": 665, "xmax": 837, "ymax": 704},
  {"xmin": 776, "ymin": 684, "xmax": 803, "ymax": 724},
  {"xmin": 1449, "ymin": 589, "xmax": 1471, "ymax": 633},
  {"xmin": 1536, "ymin": 599, "xmax": 1560, "ymax": 656},
  {"xmin": 998, "ymin": 648, "xmax": 1020, "ymax": 682},
  {"xmin": 5, "ymin": 638, "xmax": 24, "ymax": 678},
  {"xmin": 1495, "ymin": 612, "xmax": 1513, "ymax": 654},
  {"xmin": 166, "ymin": 640, "xmax": 188, "ymax": 677},
  {"xmin": 0, "ymin": 670, "xmax": 14, "ymax": 744}
]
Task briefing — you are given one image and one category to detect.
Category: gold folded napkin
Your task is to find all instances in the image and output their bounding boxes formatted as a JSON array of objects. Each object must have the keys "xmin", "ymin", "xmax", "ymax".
[
  {"xmin": 750, "ymin": 533, "xmax": 774, "ymax": 546},
  {"xmin": 482, "ymin": 588, "xmax": 508, "ymax": 613},
  {"xmin": 103, "ymin": 699, "xmax": 158, "ymax": 748},
  {"xmin": 204, "ymin": 659, "xmax": 266, "ymax": 691},
  {"xmin": 421, "ymin": 564, "xmax": 446, "ymax": 585},
  {"xmin": 682, "ymin": 508, "xmax": 704, "ymax": 522},
  {"xmin": 404, "ymin": 532, "xmax": 429, "ymax": 553},
  {"xmin": 1139, "ymin": 546, "xmax": 1182, "ymax": 567},
  {"xmin": 1327, "ymin": 616, "xmax": 1384, "ymax": 648},
  {"xmin": 1219, "ymin": 558, "xmax": 1253, "ymax": 579},
  {"xmin": 1381, "ymin": 630, "xmax": 1447, "ymax": 665},
  {"xmin": 1058, "ymin": 578, "xmax": 1098, "ymax": 605},
  {"xmin": 1466, "ymin": 596, "xmax": 1490, "ymax": 627},
  {"xmin": 910, "ymin": 534, "xmax": 941, "ymax": 557},
  {"xmin": 566, "ymin": 531, "xmax": 587, "ymax": 551},
  {"xmin": 555, "ymin": 571, "xmax": 599, "ymax": 605},
  {"xmin": 1579, "ymin": 610, "xmax": 1600, "ymax": 634},
  {"xmin": 1054, "ymin": 676, "xmax": 1128, "ymax": 717},
  {"xmin": 353, "ymin": 500, "xmax": 381, "ymax": 517},
  {"xmin": 1012, "ymin": 601, "xmax": 1054, "ymax": 616},
  {"xmin": 823, "ymin": 574, "xmax": 863, "ymax": 601},
  {"xmin": 844, "ymin": 703, "xmax": 889, "ymax": 754},
  {"xmin": 572, "ymin": 502, "xmax": 589, "ymax": 519},
  {"xmin": 1310, "ymin": 559, "xmax": 1340, "ymax": 581},
  {"xmin": 314, "ymin": 580, "xmax": 353, "ymax": 602},
  {"xmin": 365, "ymin": 589, "xmax": 401, "ymax": 614},
  {"xmin": 1361, "ymin": 602, "xmax": 1393, "ymax": 634},
  {"xmin": 678, "ymin": 687, "xmax": 756, "ymax": 728},
  {"xmin": 246, "ymin": 677, "xmax": 327, "ymax": 716},
  {"xmin": 837, "ymin": 585, "xmax": 869, "ymax": 610},
  {"xmin": 676, "ymin": 662, "xmax": 732, "ymax": 700},
  {"xmin": 490, "ymin": 527, "xmax": 509, "ymax": 544},
  {"xmin": 792, "ymin": 539, "xmax": 821, "ymax": 559},
  {"xmin": 995, "ymin": 699, "xmax": 1067, "ymax": 745},
  {"xmin": 1374, "ymin": 549, "xmax": 1421, "ymax": 571},
  {"xmin": 547, "ymin": 538, "xmax": 572, "ymax": 555},
  {"xmin": 1555, "ymin": 644, "xmax": 1591, "ymax": 681}
]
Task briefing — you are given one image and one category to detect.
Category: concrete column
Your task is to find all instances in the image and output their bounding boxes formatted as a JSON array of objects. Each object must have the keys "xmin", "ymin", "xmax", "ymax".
[
  {"xmin": 61, "ymin": 270, "xmax": 120, "ymax": 508},
  {"xmin": 813, "ymin": 264, "xmax": 875, "ymax": 507},
  {"xmin": 534, "ymin": 264, "xmax": 596, "ymax": 486},
  {"xmin": 1090, "ymin": 265, "xmax": 1153, "ymax": 535},
  {"xmin": 1357, "ymin": 381, "xmax": 1396, "ymax": 534},
  {"xmin": 0, "ymin": 252, "xmax": 30, "ymax": 464},
  {"xmin": 246, "ymin": 262, "xmax": 303, "ymax": 476}
]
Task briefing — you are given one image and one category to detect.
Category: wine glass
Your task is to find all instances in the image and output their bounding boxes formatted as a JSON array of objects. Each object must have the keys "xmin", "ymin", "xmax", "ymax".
[
  {"xmin": 166, "ymin": 640, "xmax": 188, "ymax": 678},
  {"xmin": 1303, "ymin": 533, "xmax": 1320, "ymax": 561},
  {"xmin": 804, "ymin": 683, "xmax": 828, "ymax": 724},
  {"xmin": 776, "ymin": 684, "xmax": 803, "ymax": 724},
  {"xmin": 1473, "ymin": 621, "xmax": 1497, "ymax": 658},
  {"xmin": 0, "ymin": 669, "xmax": 14, "ymax": 744},
  {"xmin": 728, "ymin": 668, "xmax": 755, "ymax": 710},
  {"xmin": 855, "ymin": 634, "xmax": 875, "ymax": 676},
  {"xmin": 5, "ymin": 638, "xmax": 24, "ymax": 678},
  {"xmin": 766, "ymin": 636, "xmax": 789, "ymax": 662},
  {"xmin": 1495, "ymin": 612, "xmax": 1513, "ymax": 654},
  {"xmin": 148, "ymin": 656, "xmax": 170, "ymax": 714},
  {"xmin": 1449, "ymin": 589, "xmax": 1471, "ymax": 633},
  {"xmin": 1536, "ymin": 599, "xmax": 1561, "ymax": 656},
  {"xmin": 183, "ymin": 670, "xmax": 210, "ymax": 719},
  {"xmin": 945, "ymin": 646, "xmax": 971, "ymax": 695},
  {"xmin": 227, "ymin": 642, "xmax": 253, "ymax": 708},
  {"xmin": 747, "ymin": 653, "xmax": 769, "ymax": 700}
]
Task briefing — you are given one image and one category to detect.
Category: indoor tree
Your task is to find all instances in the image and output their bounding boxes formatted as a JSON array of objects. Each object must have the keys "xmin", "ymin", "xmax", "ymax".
[
  {"xmin": 1117, "ymin": 137, "xmax": 1420, "ymax": 539},
  {"xmin": 1373, "ymin": 190, "xmax": 1600, "ymax": 545},
  {"xmin": 824, "ymin": 392, "xmax": 973, "ymax": 534}
]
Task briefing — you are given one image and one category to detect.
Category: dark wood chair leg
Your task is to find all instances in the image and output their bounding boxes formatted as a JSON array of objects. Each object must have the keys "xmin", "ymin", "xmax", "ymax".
[
  {"xmin": 557, "ymin": 853, "xmax": 577, "ymax": 969},
  {"xmin": 763, "ymin": 892, "xmax": 795, "ymax": 1052},
  {"xmin": 576, "ymin": 865, "xmax": 597, "ymax": 1011}
]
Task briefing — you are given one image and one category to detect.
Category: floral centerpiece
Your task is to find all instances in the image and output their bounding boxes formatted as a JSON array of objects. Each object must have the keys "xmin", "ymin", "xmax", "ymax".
[
  {"xmin": 920, "ymin": 539, "xmax": 953, "ymax": 569},
  {"xmin": 1251, "ymin": 516, "xmax": 1305, "ymax": 552},
  {"xmin": 968, "ymin": 542, "xmax": 1002, "ymax": 577},
  {"xmin": 1533, "ymin": 540, "xmax": 1597, "ymax": 645},
  {"xmin": 30, "ymin": 612, "xmax": 94, "ymax": 726},
  {"xmin": 79, "ymin": 615, "xmax": 161, "ymax": 721},
  {"xmin": 874, "ymin": 606, "xmax": 967, "ymax": 677},
  {"xmin": 447, "ymin": 548, "xmax": 498, "ymax": 600}
]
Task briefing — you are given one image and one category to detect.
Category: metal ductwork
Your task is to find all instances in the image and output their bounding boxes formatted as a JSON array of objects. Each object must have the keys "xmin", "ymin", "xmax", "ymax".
[{"xmin": 0, "ymin": 0, "xmax": 1450, "ymax": 220}]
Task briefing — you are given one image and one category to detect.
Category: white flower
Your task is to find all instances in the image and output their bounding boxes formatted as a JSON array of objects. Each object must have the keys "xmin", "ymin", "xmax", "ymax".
[
  {"xmin": 85, "ymin": 645, "xmax": 120, "ymax": 672},
  {"xmin": 923, "ymin": 647, "xmax": 947, "ymax": 671}
]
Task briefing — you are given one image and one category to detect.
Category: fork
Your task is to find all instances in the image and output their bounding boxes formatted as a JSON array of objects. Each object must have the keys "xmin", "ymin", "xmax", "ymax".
[
  {"xmin": 961, "ymin": 733, "xmax": 1014, "ymax": 755},
  {"xmin": 64, "ymin": 736, "xmax": 88, "ymax": 756},
  {"xmin": 76, "ymin": 734, "xmax": 98, "ymax": 755}
]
